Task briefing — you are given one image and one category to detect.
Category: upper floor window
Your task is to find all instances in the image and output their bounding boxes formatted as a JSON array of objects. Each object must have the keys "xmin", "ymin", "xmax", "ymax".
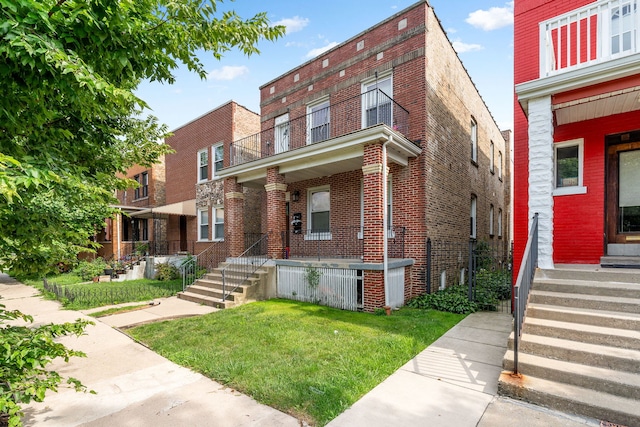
[
  {"xmin": 198, "ymin": 148, "xmax": 208, "ymax": 182},
  {"xmin": 489, "ymin": 204, "xmax": 495, "ymax": 237},
  {"xmin": 498, "ymin": 151, "xmax": 503, "ymax": 179},
  {"xmin": 307, "ymin": 99, "xmax": 330, "ymax": 144},
  {"xmin": 490, "ymin": 141, "xmax": 495, "ymax": 173},
  {"xmin": 274, "ymin": 113, "xmax": 290, "ymax": 154},
  {"xmin": 213, "ymin": 143, "xmax": 224, "ymax": 178},
  {"xmin": 141, "ymin": 172, "xmax": 148, "ymax": 198},
  {"xmin": 362, "ymin": 74, "xmax": 392, "ymax": 128},
  {"xmin": 471, "ymin": 118, "xmax": 478, "ymax": 163},
  {"xmin": 611, "ymin": 3, "xmax": 635, "ymax": 55},
  {"xmin": 133, "ymin": 174, "xmax": 141, "ymax": 199}
]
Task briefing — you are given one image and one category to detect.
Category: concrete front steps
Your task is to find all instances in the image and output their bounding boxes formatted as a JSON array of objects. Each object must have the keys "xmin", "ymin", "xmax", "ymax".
[
  {"xmin": 178, "ymin": 262, "xmax": 270, "ymax": 309},
  {"xmin": 499, "ymin": 268, "xmax": 640, "ymax": 427}
]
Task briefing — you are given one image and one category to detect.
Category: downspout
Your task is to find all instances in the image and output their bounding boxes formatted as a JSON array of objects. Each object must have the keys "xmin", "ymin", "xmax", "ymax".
[{"xmin": 383, "ymin": 135, "xmax": 391, "ymax": 308}]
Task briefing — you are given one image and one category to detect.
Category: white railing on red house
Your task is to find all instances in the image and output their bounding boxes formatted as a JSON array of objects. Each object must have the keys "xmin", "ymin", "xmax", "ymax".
[{"xmin": 540, "ymin": 0, "xmax": 640, "ymax": 77}]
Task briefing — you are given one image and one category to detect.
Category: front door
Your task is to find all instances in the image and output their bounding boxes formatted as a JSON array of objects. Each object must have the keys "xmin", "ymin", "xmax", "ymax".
[{"xmin": 606, "ymin": 134, "xmax": 640, "ymax": 251}]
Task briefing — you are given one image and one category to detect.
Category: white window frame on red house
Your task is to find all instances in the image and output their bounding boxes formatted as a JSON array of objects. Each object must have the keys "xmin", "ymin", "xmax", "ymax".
[
  {"xmin": 553, "ymin": 138, "xmax": 586, "ymax": 197},
  {"xmin": 306, "ymin": 185, "xmax": 331, "ymax": 240},
  {"xmin": 198, "ymin": 208, "xmax": 209, "ymax": 241},
  {"xmin": 307, "ymin": 97, "xmax": 330, "ymax": 144},
  {"xmin": 212, "ymin": 143, "xmax": 224, "ymax": 179},
  {"xmin": 361, "ymin": 73, "xmax": 393, "ymax": 128},
  {"xmin": 197, "ymin": 148, "xmax": 208, "ymax": 183}
]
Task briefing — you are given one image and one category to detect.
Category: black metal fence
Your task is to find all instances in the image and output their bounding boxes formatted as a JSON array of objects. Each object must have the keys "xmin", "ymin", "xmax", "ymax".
[
  {"xmin": 426, "ymin": 238, "xmax": 512, "ymax": 312},
  {"xmin": 230, "ymin": 89, "xmax": 412, "ymax": 167},
  {"xmin": 282, "ymin": 226, "xmax": 406, "ymax": 260},
  {"xmin": 513, "ymin": 213, "xmax": 539, "ymax": 374},
  {"xmin": 43, "ymin": 278, "xmax": 182, "ymax": 308}
]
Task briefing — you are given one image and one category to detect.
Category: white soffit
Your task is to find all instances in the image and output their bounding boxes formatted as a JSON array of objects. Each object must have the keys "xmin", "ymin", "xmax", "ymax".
[{"xmin": 553, "ymin": 85, "xmax": 640, "ymax": 126}]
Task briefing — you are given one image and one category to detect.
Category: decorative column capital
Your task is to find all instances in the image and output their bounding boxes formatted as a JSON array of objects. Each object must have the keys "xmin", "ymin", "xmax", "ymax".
[
  {"xmin": 264, "ymin": 183, "xmax": 288, "ymax": 192},
  {"xmin": 225, "ymin": 192, "xmax": 245, "ymax": 200},
  {"xmin": 362, "ymin": 164, "xmax": 383, "ymax": 175}
]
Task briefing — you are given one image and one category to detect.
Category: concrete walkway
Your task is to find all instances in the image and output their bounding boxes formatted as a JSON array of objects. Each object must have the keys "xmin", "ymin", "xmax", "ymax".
[
  {"xmin": 1, "ymin": 275, "xmax": 602, "ymax": 426},
  {"xmin": 0, "ymin": 275, "xmax": 300, "ymax": 427}
]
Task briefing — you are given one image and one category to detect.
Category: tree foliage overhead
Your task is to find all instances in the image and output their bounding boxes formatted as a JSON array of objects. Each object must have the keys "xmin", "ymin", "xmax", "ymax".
[{"xmin": 0, "ymin": 0, "xmax": 285, "ymax": 276}]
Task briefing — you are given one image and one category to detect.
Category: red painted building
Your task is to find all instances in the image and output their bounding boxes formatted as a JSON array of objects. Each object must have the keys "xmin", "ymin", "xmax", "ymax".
[{"xmin": 514, "ymin": 0, "xmax": 640, "ymax": 271}]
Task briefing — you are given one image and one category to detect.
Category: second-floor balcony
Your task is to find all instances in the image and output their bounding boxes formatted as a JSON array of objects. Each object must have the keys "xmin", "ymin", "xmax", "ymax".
[
  {"xmin": 221, "ymin": 89, "xmax": 420, "ymax": 186},
  {"xmin": 540, "ymin": 0, "xmax": 640, "ymax": 77}
]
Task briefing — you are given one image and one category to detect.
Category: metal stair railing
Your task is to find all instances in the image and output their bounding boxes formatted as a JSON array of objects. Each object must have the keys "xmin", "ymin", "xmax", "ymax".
[
  {"xmin": 181, "ymin": 242, "xmax": 228, "ymax": 291},
  {"xmin": 222, "ymin": 234, "xmax": 269, "ymax": 302},
  {"xmin": 512, "ymin": 213, "xmax": 539, "ymax": 375}
]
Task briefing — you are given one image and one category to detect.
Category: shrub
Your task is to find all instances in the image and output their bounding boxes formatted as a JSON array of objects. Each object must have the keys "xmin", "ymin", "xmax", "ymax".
[
  {"xmin": 407, "ymin": 268, "xmax": 511, "ymax": 314},
  {"xmin": 155, "ymin": 262, "xmax": 180, "ymax": 281},
  {"xmin": 73, "ymin": 259, "xmax": 108, "ymax": 281}
]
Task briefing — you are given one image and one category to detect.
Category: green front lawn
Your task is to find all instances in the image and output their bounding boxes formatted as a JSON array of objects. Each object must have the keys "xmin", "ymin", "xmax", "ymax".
[{"xmin": 128, "ymin": 299, "xmax": 464, "ymax": 426}]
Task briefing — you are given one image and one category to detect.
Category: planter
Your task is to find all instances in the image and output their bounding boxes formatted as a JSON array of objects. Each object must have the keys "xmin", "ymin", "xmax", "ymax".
[
  {"xmin": 104, "ymin": 268, "xmax": 114, "ymax": 276},
  {"xmin": 92, "ymin": 276, "xmax": 99, "ymax": 283}
]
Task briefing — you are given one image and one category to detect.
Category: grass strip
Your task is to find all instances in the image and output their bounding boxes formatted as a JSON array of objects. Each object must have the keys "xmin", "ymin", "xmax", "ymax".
[{"xmin": 128, "ymin": 299, "xmax": 464, "ymax": 426}]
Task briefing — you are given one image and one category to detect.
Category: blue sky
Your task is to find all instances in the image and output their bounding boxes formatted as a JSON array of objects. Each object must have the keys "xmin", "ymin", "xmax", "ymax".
[{"xmin": 136, "ymin": 0, "xmax": 514, "ymax": 132}]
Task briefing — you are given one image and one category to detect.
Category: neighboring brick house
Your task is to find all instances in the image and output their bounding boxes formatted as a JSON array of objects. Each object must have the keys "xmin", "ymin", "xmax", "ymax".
[
  {"xmin": 514, "ymin": 0, "xmax": 640, "ymax": 272},
  {"xmin": 162, "ymin": 100, "xmax": 262, "ymax": 255},
  {"xmin": 96, "ymin": 160, "xmax": 167, "ymax": 260},
  {"xmin": 217, "ymin": 0, "xmax": 509, "ymax": 311}
]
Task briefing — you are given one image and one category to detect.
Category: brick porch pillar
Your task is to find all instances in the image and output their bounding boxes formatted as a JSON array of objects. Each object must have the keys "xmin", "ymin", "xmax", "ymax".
[
  {"xmin": 265, "ymin": 167, "xmax": 287, "ymax": 259},
  {"xmin": 225, "ymin": 177, "xmax": 245, "ymax": 257},
  {"xmin": 362, "ymin": 143, "xmax": 386, "ymax": 311}
]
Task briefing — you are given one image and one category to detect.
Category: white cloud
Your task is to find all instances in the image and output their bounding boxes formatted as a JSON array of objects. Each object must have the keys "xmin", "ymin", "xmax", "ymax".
[
  {"xmin": 207, "ymin": 65, "xmax": 249, "ymax": 81},
  {"xmin": 466, "ymin": 2, "xmax": 514, "ymax": 31},
  {"xmin": 274, "ymin": 16, "xmax": 309, "ymax": 34},
  {"xmin": 446, "ymin": 27, "xmax": 458, "ymax": 34},
  {"xmin": 306, "ymin": 42, "xmax": 339, "ymax": 58},
  {"xmin": 452, "ymin": 40, "xmax": 484, "ymax": 53}
]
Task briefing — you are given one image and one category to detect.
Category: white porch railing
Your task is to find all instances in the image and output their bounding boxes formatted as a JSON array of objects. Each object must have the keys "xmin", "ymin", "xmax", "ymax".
[{"xmin": 540, "ymin": 0, "xmax": 640, "ymax": 77}]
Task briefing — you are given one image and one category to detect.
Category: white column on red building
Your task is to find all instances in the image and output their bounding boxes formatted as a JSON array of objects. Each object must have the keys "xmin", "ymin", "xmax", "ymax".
[{"xmin": 528, "ymin": 95, "xmax": 554, "ymax": 269}]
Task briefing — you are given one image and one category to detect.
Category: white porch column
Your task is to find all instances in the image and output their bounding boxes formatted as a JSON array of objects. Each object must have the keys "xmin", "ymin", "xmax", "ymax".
[{"xmin": 528, "ymin": 95, "xmax": 554, "ymax": 269}]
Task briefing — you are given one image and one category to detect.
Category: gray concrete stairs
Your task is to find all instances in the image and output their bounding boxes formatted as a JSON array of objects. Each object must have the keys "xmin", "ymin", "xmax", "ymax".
[
  {"xmin": 177, "ymin": 261, "xmax": 269, "ymax": 309},
  {"xmin": 499, "ymin": 268, "xmax": 640, "ymax": 427}
]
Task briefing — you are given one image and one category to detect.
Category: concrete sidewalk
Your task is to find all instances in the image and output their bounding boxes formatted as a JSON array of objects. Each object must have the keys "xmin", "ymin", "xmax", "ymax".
[
  {"xmin": 0, "ymin": 275, "xmax": 300, "ymax": 427},
  {"xmin": 328, "ymin": 311, "xmax": 600, "ymax": 427},
  {"xmin": 1, "ymin": 274, "xmax": 601, "ymax": 426}
]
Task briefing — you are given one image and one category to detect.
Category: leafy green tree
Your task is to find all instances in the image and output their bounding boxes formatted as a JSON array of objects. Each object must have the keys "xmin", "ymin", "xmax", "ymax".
[
  {"xmin": 0, "ymin": 303, "xmax": 93, "ymax": 426},
  {"xmin": 0, "ymin": 0, "xmax": 284, "ymax": 276}
]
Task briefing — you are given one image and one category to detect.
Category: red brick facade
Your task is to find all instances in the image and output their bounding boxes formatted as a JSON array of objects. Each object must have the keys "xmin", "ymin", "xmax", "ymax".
[{"xmin": 221, "ymin": 1, "xmax": 509, "ymax": 310}]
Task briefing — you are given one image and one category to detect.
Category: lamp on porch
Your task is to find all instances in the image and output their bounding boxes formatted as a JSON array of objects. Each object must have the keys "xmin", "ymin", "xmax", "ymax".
[{"xmin": 291, "ymin": 190, "xmax": 300, "ymax": 202}]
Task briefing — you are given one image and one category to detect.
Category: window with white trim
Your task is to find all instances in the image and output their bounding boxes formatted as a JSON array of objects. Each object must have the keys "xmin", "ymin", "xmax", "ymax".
[
  {"xmin": 498, "ymin": 151, "xmax": 503, "ymax": 179},
  {"xmin": 213, "ymin": 143, "xmax": 224, "ymax": 178},
  {"xmin": 198, "ymin": 208, "xmax": 209, "ymax": 241},
  {"xmin": 490, "ymin": 141, "xmax": 495, "ymax": 172},
  {"xmin": 362, "ymin": 74, "xmax": 392, "ymax": 128},
  {"xmin": 489, "ymin": 204, "xmax": 495, "ymax": 237},
  {"xmin": 213, "ymin": 206, "xmax": 224, "ymax": 240},
  {"xmin": 307, "ymin": 98, "xmax": 330, "ymax": 144},
  {"xmin": 498, "ymin": 208, "xmax": 503, "ymax": 238},
  {"xmin": 471, "ymin": 118, "xmax": 478, "ymax": 163},
  {"xmin": 274, "ymin": 113, "xmax": 289, "ymax": 154},
  {"xmin": 308, "ymin": 186, "xmax": 330, "ymax": 238},
  {"xmin": 470, "ymin": 195, "xmax": 477, "ymax": 238},
  {"xmin": 198, "ymin": 149, "xmax": 208, "ymax": 182},
  {"xmin": 554, "ymin": 139, "xmax": 585, "ymax": 196}
]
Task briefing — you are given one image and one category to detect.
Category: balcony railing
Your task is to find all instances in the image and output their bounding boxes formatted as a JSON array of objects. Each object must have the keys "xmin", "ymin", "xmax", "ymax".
[
  {"xmin": 230, "ymin": 89, "xmax": 411, "ymax": 167},
  {"xmin": 540, "ymin": 0, "xmax": 640, "ymax": 76}
]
